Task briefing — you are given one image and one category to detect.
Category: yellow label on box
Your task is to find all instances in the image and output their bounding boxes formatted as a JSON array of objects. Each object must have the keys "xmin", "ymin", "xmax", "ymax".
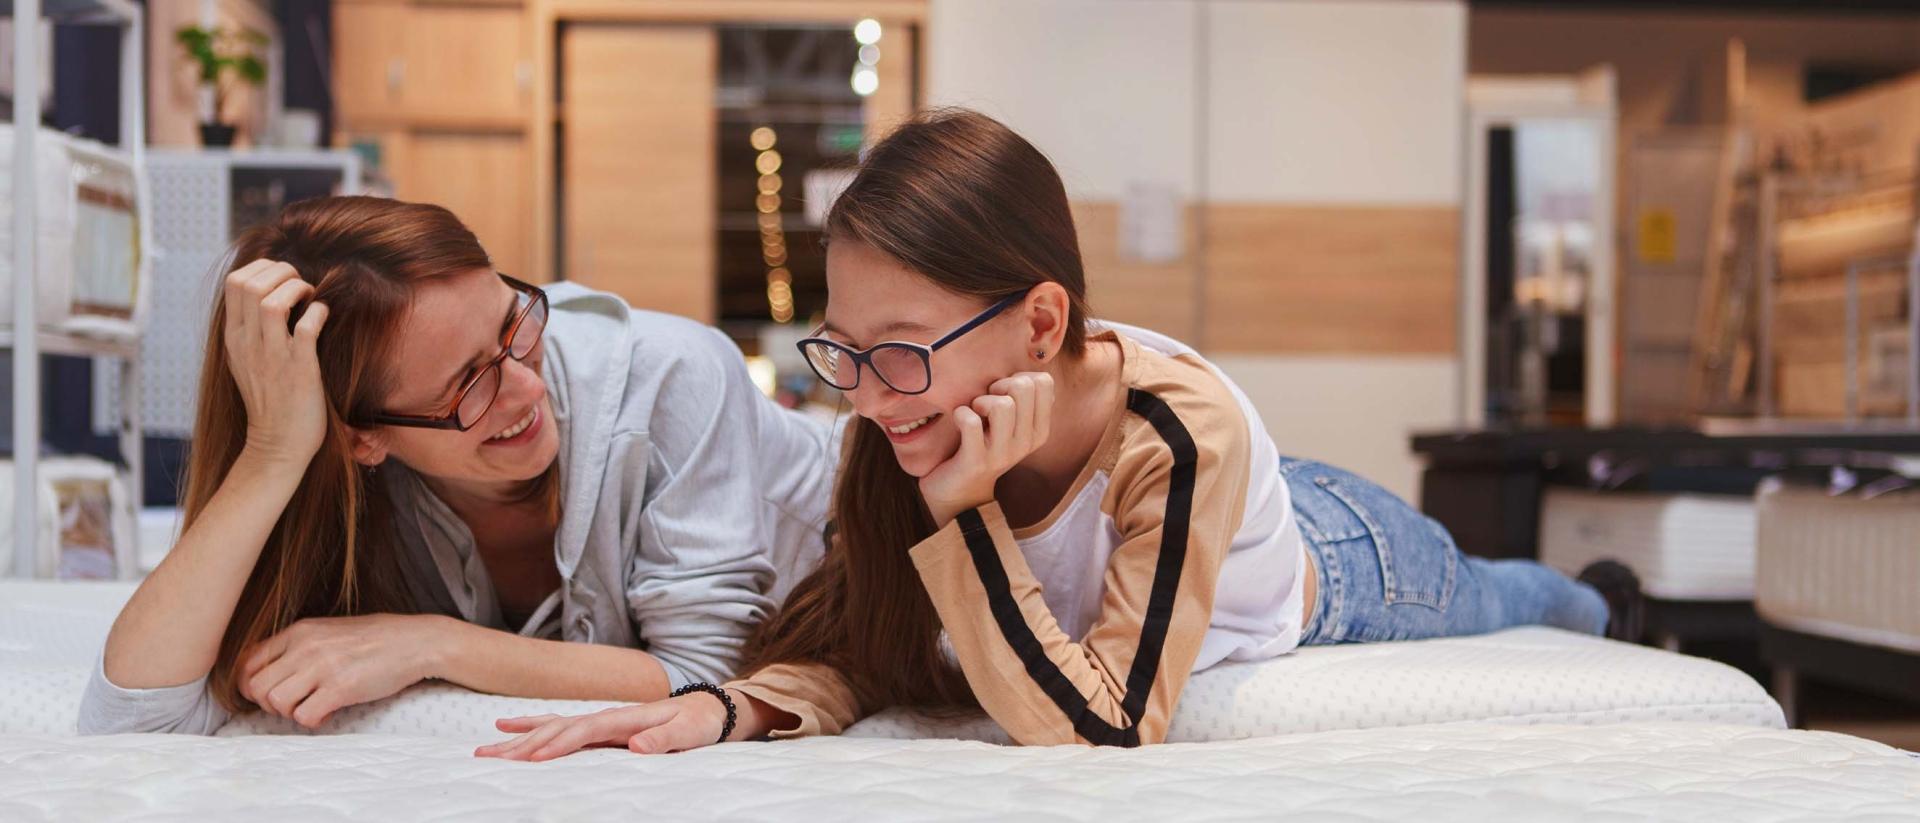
[{"xmin": 1637, "ymin": 208, "xmax": 1677, "ymax": 263}]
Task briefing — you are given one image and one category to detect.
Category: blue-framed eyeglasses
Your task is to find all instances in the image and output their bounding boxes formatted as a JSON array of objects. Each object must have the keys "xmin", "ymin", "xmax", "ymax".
[{"xmin": 796, "ymin": 288, "xmax": 1032, "ymax": 395}]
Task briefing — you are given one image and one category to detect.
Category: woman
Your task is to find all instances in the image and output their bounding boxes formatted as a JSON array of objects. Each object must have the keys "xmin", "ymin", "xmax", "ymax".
[
  {"xmin": 475, "ymin": 109, "xmax": 1612, "ymax": 759},
  {"xmin": 82, "ymin": 196, "xmax": 834, "ymax": 735}
]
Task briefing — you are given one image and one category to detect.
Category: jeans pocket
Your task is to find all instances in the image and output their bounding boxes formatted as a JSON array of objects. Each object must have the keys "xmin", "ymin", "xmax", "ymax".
[{"xmin": 1309, "ymin": 472, "xmax": 1457, "ymax": 612}]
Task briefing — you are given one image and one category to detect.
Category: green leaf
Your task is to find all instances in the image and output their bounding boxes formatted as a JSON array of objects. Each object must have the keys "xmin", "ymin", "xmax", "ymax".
[
  {"xmin": 174, "ymin": 24, "xmax": 268, "ymax": 90},
  {"xmin": 237, "ymin": 56, "xmax": 267, "ymax": 85}
]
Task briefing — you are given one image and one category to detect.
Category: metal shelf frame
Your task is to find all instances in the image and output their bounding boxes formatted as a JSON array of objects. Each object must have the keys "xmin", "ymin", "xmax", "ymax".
[{"xmin": 6, "ymin": 0, "xmax": 149, "ymax": 579}]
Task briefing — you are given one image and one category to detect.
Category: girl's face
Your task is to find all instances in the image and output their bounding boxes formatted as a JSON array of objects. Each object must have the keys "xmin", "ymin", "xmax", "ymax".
[
  {"xmin": 354, "ymin": 268, "xmax": 561, "ymax": 484},
  {"xmin": 821, "ymin": 241, "xmax": 1038, "ymax": 478}
]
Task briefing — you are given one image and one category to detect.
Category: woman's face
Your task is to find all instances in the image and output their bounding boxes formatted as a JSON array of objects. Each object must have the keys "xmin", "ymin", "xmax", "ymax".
[
  {"xmin": 359, "ymin": 268, "xmax": 561, "ymax": 484},
  {"xmin": 822, "ymin": 241, "xmax": 1036, "ymax": 478}
]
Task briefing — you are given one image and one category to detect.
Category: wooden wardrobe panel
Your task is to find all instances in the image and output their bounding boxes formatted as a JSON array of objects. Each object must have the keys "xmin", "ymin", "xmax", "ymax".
[
  {"xmin": 403, "ymin": 3, "xmax": 532, "ymax": 126},
  {"xmin": 333, "ymin": 0, "xmax": 410, "ymax": 125},
  {"xmin": 1071, "ymin": 201, "xmax": 1198, "ymax": 344},
  {"xmin": 1204, "ymin": 204, "xmax": 1458, "ymax": 354},
  {"xmin": 562, "ymin": 24, "xmax": 717, "ymax": 322},
  {"xmin": 398, "ymin": 132, "xmax": 535, "ymax": 279}
]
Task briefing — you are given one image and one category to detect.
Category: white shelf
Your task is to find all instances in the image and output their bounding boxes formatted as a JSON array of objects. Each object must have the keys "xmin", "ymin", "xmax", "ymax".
[
  {"xmin": 0, "ymin": 0, "xmax": 139, "ymax": 25},
  {"xmin": 9, "ymin": 0, "xmax": 146, "ymax": 581},
  {"xmin": 0, "ymin": 329, "xmax": 139, "ymax": 360}
]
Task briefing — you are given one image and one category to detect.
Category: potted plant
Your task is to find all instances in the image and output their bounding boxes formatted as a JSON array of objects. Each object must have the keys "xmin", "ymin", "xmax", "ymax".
[{"xmin": 175, "ymin": 25, "xmax": 267, "ymax": 148}]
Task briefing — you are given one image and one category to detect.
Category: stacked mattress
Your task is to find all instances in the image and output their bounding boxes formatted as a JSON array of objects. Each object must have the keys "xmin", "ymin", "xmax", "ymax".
[
  {"xmin": 1539, "ymin": 488, "xmax": 1758, "ymax": 601},
  {"xmin": 1756, "ymin": 479, "xmax": 1920, "ymax": 654}
]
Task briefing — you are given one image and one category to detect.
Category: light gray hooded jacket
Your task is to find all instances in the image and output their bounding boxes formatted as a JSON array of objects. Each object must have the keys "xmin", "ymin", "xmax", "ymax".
[{"xmin": 78, "ymin": 282, "xmax": 835, "ymax": 735}]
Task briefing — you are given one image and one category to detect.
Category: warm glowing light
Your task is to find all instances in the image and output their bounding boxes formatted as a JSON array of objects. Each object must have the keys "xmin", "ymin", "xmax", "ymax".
[{"xmin": 851, "ymin": 67, "xmax": 878, "ymax": 97}]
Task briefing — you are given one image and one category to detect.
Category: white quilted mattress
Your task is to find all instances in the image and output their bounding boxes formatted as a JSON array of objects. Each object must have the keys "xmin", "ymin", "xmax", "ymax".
[
  {"xmin": 0, "ymin": 581, "xmax": 1785, "ymax": 739},
  {"xmin": 1540, "ymin": 489, "xmax": 1757, "ymax": 601},
  {"xmin": 2, "ymin": 582, "xmax": 1911, "ymax": 820},
  {"xmin": 3, "ymin": 723, "xmax": 1916, "ymax": 821},
  {"xmin": 1756, "ymin": 481, "xmax": 1920, "ymax": 654}
]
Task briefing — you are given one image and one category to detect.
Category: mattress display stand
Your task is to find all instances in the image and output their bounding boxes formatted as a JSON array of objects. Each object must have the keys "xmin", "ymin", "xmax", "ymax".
[
  {"xmin": 1762, "ymin": 624, "xmax": 1920, "ymax": 728},
  {"xmin": 1642, "ymin": 600, "xmax": 1759, "ymax": 654},
  {"xmin": 1414, "ymin": 428, "xmax": 1920, "ymax": 673}
]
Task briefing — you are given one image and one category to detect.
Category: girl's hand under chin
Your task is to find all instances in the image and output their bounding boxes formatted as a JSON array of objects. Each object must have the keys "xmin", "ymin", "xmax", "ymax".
[{"xmin": 917, "ymin": 371, "xmax": 1055, "ymax": 527}]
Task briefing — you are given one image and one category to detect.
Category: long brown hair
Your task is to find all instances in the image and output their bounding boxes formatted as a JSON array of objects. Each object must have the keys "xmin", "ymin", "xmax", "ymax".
[
  {"xmin": 741, "ymin": 109, "xmax": 1093, "ymax": 712},
  {"xmin": 187, "ymin": 196, "xmax": 499, "ymax": 712}
]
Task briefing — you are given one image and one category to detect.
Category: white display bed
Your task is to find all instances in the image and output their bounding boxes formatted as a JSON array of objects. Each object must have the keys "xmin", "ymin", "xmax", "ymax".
[
  {"xmin": 4, "ymin": 582, "xmax": 1912, "ymax": 820},
  {"xmin": 1539, "ymin": 488, "xmax": 1757, "ymax": 601},
  {"xmin": 2, "ymin": 723, "xmax": 1915, "ymax": 821}
]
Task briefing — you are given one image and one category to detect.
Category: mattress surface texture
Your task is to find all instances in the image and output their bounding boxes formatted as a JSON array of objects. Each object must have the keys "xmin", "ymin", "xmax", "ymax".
[
  {"xmin": 0, "ymin": 582, "xmax": 1784, "ymax": 739},
  {"xmin": 0, "ymin": 722, "xmax": 1913, "ymax": 822}
]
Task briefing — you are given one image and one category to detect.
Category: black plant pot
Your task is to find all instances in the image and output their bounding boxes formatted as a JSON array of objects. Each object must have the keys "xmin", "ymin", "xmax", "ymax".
[{"xmin": 199, "ymin": 123, "xmax": 237, "ymax": 148}]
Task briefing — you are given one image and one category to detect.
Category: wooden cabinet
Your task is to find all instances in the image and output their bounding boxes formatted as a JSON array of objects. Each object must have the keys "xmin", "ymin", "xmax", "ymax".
[
  {"xmin": 403, "ymin": 3, "xmax": 531, "ymax": 126},
  {"xmin": 400, "ymin": 133, "xmax": 534, "ymax": 278},
  {"xmin": 335, "ymin": 0, "xmax": 530, "ymax": 128},
  {"xmin": 332, "ymin": 0, "xmax": 410, "ymax": 125},
  {"xmin": 335, "ymin": 0, "xmax": 536, "ymax": 281},
  {"xmin": 562, "ymin": 25, "xmax": 717, "ymax": 321}
]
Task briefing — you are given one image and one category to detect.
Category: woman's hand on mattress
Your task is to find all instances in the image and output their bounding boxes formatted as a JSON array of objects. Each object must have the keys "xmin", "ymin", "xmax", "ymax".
[
  {"xmin": 920, "ymin": 372, "xmax": 1055, "ymax": 527},
  {"xmin": 223, "ymin": 258, "xmax": 331, "ymax": 470},
  {"xmin": 476, "ymin": 692, "xmax": 729, "ymax": 761},
  {"xmin": 237, "ymin": 613, "xmax": 448, "ymax": 728}
]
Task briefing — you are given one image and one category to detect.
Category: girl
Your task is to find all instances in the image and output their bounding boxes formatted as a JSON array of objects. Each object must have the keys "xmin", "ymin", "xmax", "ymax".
[
  {"xmin": 83, "ymin": 196, "xmax": 834, "ymax": 735},
  {"xmin": 476, "ymin": 109, "xmax": 1609, "ymax": 758}
]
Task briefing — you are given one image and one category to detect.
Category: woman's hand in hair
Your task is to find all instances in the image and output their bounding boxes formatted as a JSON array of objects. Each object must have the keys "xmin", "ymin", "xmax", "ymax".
[
  {"xmin": 919, "ymin": 372, "xmax": 1056, "ymax": 527},
  {"xmin": 223, "ymin": 259, "xmax": 332, "ymax": 470},
  {"xmin": 476, "ymin": 692, "xmax": 732, "ymax": 761},
  {"xmin": 237, "ymin": 613, "xmax": 450, "ymax": 729}
]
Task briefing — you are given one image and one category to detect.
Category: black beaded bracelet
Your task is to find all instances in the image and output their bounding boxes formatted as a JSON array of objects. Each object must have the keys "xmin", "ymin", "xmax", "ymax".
[{"xmin": 671, "ymin": 682, "xmax": 737, "ymax": 745}]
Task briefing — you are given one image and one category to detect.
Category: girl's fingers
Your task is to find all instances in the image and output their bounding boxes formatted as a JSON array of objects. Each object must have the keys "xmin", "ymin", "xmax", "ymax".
[
  {"xmin": 628, "ymin": 712, "xmax": 708, "ymax": 755},
  {"xmin": 989, "ymin": 375, "xmax": 1037, "ymax": 447},
  {"xmin": 1013, "ymin": 377, "xmax": 1039, "ymax": 452},
  {"xmin": 495, "ymin": 714, "xmax": 561, "ymax": 733},
  {"xmin": 972, "ymin": 395, "xmax": 1018, "ymax": 464},
  {"xmin": 474, "ymin": 731, "xmax": 535, "ymax": 758},
  {"xmin": 1031, "ymin": 372, "xmax": 1055, "ymax": 447},
  {"xmin": 529, "ymin": 714, "xmax": 628, "ymax": 761},
  {"xmin": 496, "ymin": 720, "xmax": 571, "ymax": 761},
  {"xmin": 951, "ymin": 405, "xmax": 986, "ymax": 465}
]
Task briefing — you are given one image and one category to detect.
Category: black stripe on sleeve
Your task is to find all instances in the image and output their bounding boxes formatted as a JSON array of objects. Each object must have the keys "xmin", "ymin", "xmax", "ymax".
[{"xmin": 953, "ymin": 388, "xmax": 1199, "ymax": 747}]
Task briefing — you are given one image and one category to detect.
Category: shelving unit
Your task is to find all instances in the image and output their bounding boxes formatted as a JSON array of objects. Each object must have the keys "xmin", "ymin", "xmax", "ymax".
[
  {"xmin": 5, "ymin": 0, "xmax": 149, "ymax": 579},
  {"xmin": 1753, "ymin": 171, "xmax": 1920, "ymax": 425}
]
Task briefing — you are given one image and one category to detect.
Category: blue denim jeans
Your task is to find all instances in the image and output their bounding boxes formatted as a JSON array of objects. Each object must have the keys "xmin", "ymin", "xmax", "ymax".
[{"xmin": 1281, "ymin": 458, "xmax": 1608, "ymax": 646}]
